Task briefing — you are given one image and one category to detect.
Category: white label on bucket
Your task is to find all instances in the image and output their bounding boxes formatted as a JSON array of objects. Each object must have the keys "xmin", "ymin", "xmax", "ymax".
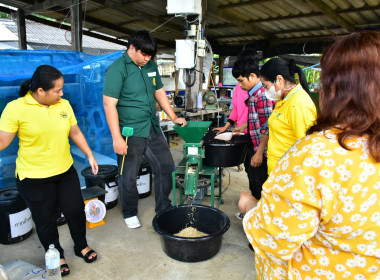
[
  {"xmin": 105, "ymin": 184, "xmax": 118, "ymax": 203},
  {"xmin": 9, "ymin": 208, "xmax": 33, "ymax": 238},
  {"xmin": 137, "ymin": 173, "xmax": 150, "ymax": 194}
]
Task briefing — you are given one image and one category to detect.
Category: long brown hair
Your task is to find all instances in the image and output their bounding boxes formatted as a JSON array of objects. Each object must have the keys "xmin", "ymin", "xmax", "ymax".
[{"xmin": 308, "ymin": 30, "xmax": 380, "ymax": 162}]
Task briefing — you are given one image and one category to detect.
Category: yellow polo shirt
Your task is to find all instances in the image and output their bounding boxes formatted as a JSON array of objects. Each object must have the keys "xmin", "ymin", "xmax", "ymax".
[
  {"xmin": 267, "ymin": 84, "xmax": 316, "ymax": 174},
  {"xmin": 0, "ymin": 92, "xmax": 77, "ymax": 180}
]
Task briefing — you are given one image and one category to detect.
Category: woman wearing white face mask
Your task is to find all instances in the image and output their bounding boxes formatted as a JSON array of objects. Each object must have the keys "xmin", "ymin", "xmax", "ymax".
[{"xmin": 260, "ymin": 58, "xmax": 317, "ymax": 174}]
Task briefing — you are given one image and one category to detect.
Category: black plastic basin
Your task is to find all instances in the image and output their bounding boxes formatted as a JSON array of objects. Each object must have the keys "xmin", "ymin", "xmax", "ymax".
[
  {"xmin": 152, "ymin": 204, "xmax": 230, "ymax": 262},
  {"xmin": 203, "ymin": 130, "xmax": 249, "ymax": 167}
]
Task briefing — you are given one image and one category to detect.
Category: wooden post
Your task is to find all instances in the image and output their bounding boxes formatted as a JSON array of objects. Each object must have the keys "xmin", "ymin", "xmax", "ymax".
[
  {"xmin": 71, "ymin": 0, "xmax": 82, "ymax": 52},
  {"xmin": 17, "ymin": 9, "xmax": 27, "ymax": 50}
]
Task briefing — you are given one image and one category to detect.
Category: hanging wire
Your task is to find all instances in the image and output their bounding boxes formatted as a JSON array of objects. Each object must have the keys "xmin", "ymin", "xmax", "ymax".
[
  {"xmin": 150, "ymin": 16, "xmax": 177, "ymax": 33},
  {"xmin": 185, "ymin": 15, "xmax": 200, "ymax": 24},
  {"xmin": 45, "ymin": 8, "xmax": 71, "ymax": 49}
]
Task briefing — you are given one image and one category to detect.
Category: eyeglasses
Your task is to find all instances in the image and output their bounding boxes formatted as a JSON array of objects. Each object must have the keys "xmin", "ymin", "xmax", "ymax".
[{"xmin": 262, "ymin": 80, "xmax": 275, "ymax": 90}]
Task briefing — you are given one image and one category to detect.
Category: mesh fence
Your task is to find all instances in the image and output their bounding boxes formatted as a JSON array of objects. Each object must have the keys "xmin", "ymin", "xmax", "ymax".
[{"xmin": 0, "ymin": 48, "xmax": 123, "ymax": 187}]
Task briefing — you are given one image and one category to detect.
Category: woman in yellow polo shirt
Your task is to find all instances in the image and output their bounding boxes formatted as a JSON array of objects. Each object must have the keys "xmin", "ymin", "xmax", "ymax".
[
  {"xmin": 260, "ymin": 58, "xmax": 317, "ymax": 174},
  {"xmin": 0, "ymin": 65, "xmax": 98, "ymax": 277}
]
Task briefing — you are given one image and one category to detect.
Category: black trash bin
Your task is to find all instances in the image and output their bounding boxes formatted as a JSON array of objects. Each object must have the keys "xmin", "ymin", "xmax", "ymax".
[
  {"xmin": 0, "ymin": 187, "xmax": 33, "ymax": 245},
  {"xmin": 81, "ymin": 165, "xmax": 119, "ymax": 210}
]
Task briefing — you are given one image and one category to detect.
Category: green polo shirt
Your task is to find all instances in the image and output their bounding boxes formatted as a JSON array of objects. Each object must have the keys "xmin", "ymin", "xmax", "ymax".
[{"xmin": 103, "ymin": 52, "xmax": 163, "ymax": 138}]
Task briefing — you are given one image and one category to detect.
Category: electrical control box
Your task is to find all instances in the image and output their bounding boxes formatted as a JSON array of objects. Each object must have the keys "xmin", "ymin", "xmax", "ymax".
[
  {"xmin": 175, "ymin": 39, "xmax": 195, "ymax": 69},
  {"xmin": 198, "ymin": 39, "xmax": 206, "ymax": 49},
  {"xmin": 197, "ymin": 49, "xmax": 206, "ymax": 57},
  {"xmin": 167, "ymin": 0, "xmax": 202, "ymax": 15}
]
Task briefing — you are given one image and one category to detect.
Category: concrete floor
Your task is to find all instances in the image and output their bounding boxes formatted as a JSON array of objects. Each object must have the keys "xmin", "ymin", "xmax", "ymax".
[{"xmin": 0, "ymin": 135, "xmax": 257, "ymax": 280}]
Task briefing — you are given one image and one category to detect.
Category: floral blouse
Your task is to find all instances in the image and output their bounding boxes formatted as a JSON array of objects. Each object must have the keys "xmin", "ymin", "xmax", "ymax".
[{"xmin": 243, "ymin": 129, "xmax": 380, "ymax": 280}]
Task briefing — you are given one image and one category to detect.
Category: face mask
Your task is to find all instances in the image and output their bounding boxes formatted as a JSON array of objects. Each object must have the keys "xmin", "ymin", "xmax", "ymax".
[{"xmin": 265, "ymin": 81, "xmax": 281, "ymax": 101}]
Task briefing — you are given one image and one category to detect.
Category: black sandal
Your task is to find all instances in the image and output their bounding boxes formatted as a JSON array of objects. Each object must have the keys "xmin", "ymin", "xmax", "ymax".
[
  {"xmin": 74, "ymin": 247, "xmax": 97, "ymax": 263},
  {"xmin": 61, "ymin": 263, "xmax": 70, "ymax": 277}
]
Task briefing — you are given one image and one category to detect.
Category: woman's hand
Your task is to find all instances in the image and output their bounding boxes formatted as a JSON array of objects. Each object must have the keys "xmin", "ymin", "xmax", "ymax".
[
  {"xmin": 88, "ymin": 154, "xmax": 98, "ymax": 175},
  {"xmin": 238, "ymin": 190, "xmax": 258, "ymax": 214},
  {"xmin": 213, "ymin": 126, "xmax": 227, "ymax": 135}
]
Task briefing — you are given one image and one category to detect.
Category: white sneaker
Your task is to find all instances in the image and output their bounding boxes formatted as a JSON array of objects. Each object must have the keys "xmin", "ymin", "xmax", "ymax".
[{"xmin": 124, "ymin": 216, "xmax": 141, "ymax": 229}]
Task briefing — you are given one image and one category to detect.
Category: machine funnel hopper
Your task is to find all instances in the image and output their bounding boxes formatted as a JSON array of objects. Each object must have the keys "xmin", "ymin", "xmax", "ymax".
[{"xmin": 173, "ymin": 121, "xmax": 212, "ymax": 143}]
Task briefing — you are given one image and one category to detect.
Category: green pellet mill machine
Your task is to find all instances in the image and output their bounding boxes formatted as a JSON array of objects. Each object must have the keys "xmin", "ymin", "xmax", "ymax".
[{"xmin": 172, "ymin": 121, "xmax": 223, "ymax": 207}]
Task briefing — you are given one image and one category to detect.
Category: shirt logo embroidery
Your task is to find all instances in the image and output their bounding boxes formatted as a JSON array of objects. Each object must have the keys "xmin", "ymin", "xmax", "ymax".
[
  {"xmin": 60, "ymin": 111, "xmax": 68, "ymax": 118},
  {"xmin": 153, "ymin": 78, "xmax": 156, "ymax": 86}
]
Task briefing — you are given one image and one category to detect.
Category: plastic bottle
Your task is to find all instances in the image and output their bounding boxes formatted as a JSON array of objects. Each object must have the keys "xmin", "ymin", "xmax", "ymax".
[
  {"xmin": 45, "ymin": 244, "xmax": 61, "ymax": 280},
  {"xmin": 0, "ymin": 264, "xmax": 9, "ymax": 280},
  {"xmin": 197, "ymin": 92, "xmax": 203, "ymax": 110}
]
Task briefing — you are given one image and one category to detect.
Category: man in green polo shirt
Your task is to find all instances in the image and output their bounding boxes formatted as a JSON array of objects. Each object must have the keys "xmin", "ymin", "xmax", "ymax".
[{"xmin": 103, "ymin": 30, "xmax": 187, "ymax": 229}]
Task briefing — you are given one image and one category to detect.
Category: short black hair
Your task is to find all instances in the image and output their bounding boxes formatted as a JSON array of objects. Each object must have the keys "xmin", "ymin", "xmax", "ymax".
[
  {"xmin": 232, "ymin": 56, "xmax": 260, "ymax": 79},
  {"xmin": 127, "ymin": 30, "xmax": 157, "ymax": 57}
]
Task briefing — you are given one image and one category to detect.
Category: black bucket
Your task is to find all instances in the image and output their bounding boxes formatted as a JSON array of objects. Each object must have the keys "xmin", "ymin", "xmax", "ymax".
[
  {"xmin": 203, "ymin": 130, "xmax": 249, "ymax": 167},
  {"xmin": 81, "ymin": 165, "xmax": 119, "ymax": 210},
  {"xmin": 152, "ymin": 205, "xmax": 230, "ymax": 262},
  {"xmin": 0, "ymin": 187, "xmax": 33, "ymax": 245},
  {"xmin": 137, "ymin": 161, "xmax": 152, "ymax": 199}
]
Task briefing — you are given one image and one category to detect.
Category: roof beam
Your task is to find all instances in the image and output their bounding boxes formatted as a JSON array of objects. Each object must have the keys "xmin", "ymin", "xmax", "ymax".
[
  {"xmin": 210, "ymin": 25, "xmax": 342, "ymax": 42},
  {"xmin": 218, "ymin": 0, "xmax": 270, "ymax": 9},
  {"xmin": 307, "ymin": 0, "xmax": 356, "ymax": 32},
  {"xmin": 96, "ymin": 0, "xmax": 183, "ymax": 34},
  {"xmin": 43, "ymin": 5, "xmax": 174, "ymax": 48},
  {"xmin": 209, "ymin": 4, "xmax": 380, "ymax": 28},
  {"xmin": 207, "ymin": 0, "xmax": 271, "ymax": 39},
  {"xmin": 0, "ymin": 6, "xmax": 128, "ymax": 46},
  {"xmin": 82, "ymin": 15, "xmax": 174, "ymax": 47},
  {"xmin": 25, "ymin": 0, "xmax": 72, "ymax": 15}
]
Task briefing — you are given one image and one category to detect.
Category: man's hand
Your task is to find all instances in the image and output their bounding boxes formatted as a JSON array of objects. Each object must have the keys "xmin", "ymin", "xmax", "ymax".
[
  {"xmin": 173, "ymin": 117, "xmax": 187, "ymax": 127},
  {"xmin": 113, "ymin": 136, "xmax": 127, "ymax": 155},
  {"xmin": 251, "ymin": 153, "xmax": 263, "ymax": 167}
]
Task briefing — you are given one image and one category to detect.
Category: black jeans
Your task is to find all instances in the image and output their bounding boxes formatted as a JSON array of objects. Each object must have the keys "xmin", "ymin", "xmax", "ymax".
[
  {"xmin": 16, "ymin": 165, "xmax": 88, "ymax": 259},
  {"xmin": 244, "ymin": 146, "xmax": 269, "ymax": 200},
  {"xmin": 118, "ymin": 125, "xmax": 174, "ymax": 218}
]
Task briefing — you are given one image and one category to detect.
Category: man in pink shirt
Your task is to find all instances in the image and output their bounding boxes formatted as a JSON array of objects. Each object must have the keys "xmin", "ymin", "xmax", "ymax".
[{"xmin": 213, "ymin": 83, "xmax": 248, "ymax": 134}]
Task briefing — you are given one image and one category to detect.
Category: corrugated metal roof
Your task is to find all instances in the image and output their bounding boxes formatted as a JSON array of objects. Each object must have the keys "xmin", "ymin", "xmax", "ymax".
[{"xmin": 0, "ymin": 0, "xmax": 379, "ymax": 56}]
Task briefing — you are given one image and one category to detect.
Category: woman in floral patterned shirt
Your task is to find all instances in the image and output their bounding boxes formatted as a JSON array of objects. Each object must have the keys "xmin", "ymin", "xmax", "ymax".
[{"xmin": 238, "ymin": 30, "xmax": 380, "ymax": 280}]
